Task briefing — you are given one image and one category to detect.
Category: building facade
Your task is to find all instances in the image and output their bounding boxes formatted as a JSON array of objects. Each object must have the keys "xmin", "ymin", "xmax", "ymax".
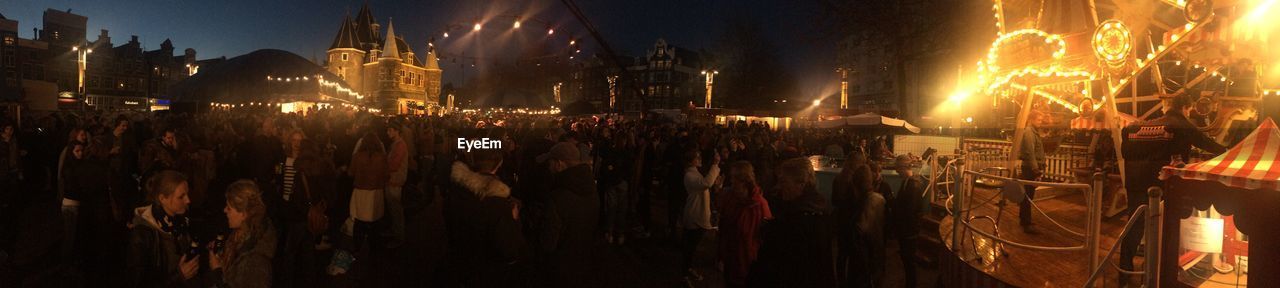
[
  {"xmin": 325, "ymin": 4, "xmax": 442, "ymax": 114},
  {"xmin": 630, "ymin": 39, "xmax": 703, "ymax": 110},
  {"xmin": 565, "ymin": 38, "xmax": 704, "ymax": 112},
  {"xmin": 836, "ymin": 37, "xmax": 898, "ymax": 113}
]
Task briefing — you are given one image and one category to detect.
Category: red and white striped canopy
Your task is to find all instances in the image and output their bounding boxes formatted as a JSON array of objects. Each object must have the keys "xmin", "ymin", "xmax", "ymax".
[
  {"xmin": 1161, "ymin": 118, "xmax": 1280, "ymax": 191},
  {"xmin": 1069, "ymin": 113, "xmax": 1138, "ymax": 131}
]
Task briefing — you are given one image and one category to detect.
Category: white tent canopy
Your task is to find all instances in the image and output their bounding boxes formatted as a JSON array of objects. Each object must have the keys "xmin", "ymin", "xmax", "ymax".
[{"xmin": 815, "ymin": 112, "xmax": 921, "ymax": 133}]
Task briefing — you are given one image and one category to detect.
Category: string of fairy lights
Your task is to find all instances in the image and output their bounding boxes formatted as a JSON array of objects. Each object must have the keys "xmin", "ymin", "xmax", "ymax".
[
  {"xmin": 205, "ymin": 74, "xmax": 380, "ymax": 113},
  {"xmin": 428, "ymin": 13, "xmax": 588, "ymax": 69}
]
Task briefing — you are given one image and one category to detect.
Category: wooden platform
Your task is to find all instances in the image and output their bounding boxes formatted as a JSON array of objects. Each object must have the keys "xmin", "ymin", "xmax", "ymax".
[{"xmin": 937, "ymin": 187, "xmax": 1137, "ymax": 287}]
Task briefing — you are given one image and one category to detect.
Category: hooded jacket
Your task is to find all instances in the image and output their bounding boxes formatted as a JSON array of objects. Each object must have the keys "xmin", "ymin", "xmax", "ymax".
[
  {"xmin": 445, "ymin": 161, "xmax": 525, "ymax": 288},
  {"xmin": 539, "ymin": 164, "xmax": 601, "ymax": 288},
  {"xmin": 125, "ymin": 205, "xmax": 197, "ymax": 288}
]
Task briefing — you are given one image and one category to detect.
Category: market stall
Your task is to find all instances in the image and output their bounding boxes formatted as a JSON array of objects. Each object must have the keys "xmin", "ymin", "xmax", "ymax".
[{"xmin": 1157, "ymin": 118, "xmax": 1280, "ymax": 287}]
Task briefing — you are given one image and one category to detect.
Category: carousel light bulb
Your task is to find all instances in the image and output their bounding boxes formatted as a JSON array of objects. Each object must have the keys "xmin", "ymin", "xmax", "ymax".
[
  {"xmin": 444, "ymin": 32, "xmax": 450, "ymax": 38},
  {"xmin": 513, "ymin": 20, "xmax": 521, "ymax": 29},
  {"xmin": 569, "ymin": 39, "xmax": 576, "ymax": 46},
  {"xmin": 547, "ymin": 28, "xmax": 554, "ymax": 35},
  {"xmin": 474, "ymin": 23, "xmax": 482, "ymax": 31}
]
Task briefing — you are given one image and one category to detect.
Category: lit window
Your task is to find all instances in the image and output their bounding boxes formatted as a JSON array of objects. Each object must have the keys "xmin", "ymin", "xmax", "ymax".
[
  {"xmin": 341, "ymin": 53, "xmax": 348, "ymax": 61},
  {"xmin": 3, "ymin": 37, "xmax": 13, "ymax": 45}
]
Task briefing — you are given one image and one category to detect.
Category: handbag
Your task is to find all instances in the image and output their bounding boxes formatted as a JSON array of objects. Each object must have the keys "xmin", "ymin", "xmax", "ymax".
[{"xmin": 301, "ymin": 172, "xmax": 329, "ymax": 236}]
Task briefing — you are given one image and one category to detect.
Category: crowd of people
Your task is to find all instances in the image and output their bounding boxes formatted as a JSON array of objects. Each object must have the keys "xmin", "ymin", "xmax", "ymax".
[{"xmin": 0, "ymin": 107, "xmax": 929, "ymax": 288}]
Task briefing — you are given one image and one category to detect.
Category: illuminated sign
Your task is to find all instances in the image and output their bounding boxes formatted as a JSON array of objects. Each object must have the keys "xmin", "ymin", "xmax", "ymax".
[
  {"xmin": 124, "ymin": 101, "xmax": 141, "ymax": 105},
  {"xmin": 59, "ymin": 92, "xmax": 75, "ymax": 99}
]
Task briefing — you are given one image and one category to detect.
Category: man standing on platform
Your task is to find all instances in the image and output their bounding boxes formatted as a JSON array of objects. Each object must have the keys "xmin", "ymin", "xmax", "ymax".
[
  {"xmin": 1119, "ymin": 95, "xmax": 1226, "ymax": 280},
  {"xmin": 1019, "ymin": 111, "xmax": 1047, "ymax": 234}
]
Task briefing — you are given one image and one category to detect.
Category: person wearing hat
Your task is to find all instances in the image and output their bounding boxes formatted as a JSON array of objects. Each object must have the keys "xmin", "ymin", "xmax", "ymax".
[{"xmin": 537, "ymin": 142, "xmax": 601, "ymax": 288}]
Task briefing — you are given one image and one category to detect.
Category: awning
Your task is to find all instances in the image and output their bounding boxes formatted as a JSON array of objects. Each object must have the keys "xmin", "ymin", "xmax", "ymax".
[
  {"xmin": 1160, "ymin": 118, "xmax": 1280, "ymax": 191},
  {"xmin": 1069, "ymin": 113, "xmax": 1138, "ymax": 130},
  {"xmin": 815, "ymin": 112, "xmax": 921, "ymax": 133}
]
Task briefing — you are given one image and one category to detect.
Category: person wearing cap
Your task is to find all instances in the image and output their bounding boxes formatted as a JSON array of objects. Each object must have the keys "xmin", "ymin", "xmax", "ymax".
[{"xmin": 538, "ymin": 142, "xmax": 601, "ymax": 288}]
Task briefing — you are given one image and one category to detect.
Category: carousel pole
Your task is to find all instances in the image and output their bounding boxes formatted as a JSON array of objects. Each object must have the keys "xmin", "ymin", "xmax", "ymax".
[
  {"xmin": 1105, "ymin": 76, "xmax": 1128, "ymax": 209},
  {"xmin": 1009, "ymin": 87, "xmax": 1036, "ymax": 178}
]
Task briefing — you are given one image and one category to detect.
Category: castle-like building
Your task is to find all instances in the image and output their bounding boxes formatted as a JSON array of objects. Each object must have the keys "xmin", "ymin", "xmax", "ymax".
[{"xmin": 325, "ymin": 4, "xmax": 442, "ymax": 114}]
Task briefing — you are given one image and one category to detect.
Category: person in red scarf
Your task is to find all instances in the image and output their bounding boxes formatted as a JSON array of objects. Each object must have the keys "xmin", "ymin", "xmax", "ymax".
[{"xmin": 718, "ymin": 161, "xmax": 773, "ymax": 288}]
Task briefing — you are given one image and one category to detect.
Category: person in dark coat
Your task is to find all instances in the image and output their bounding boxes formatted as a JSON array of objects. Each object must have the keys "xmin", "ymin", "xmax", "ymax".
[
  {"xmin": 749, "ymin": 157, "xmax": 836, "ymax": 288},
  {"xmin": 1119, "ymin": 95, "xmax": 1227, "ymax": 275},
  {"xmin": 538, "ymin": 142, "xmax": 601, "ymax": 288},
  {"xmin": 125, "ymin": 170, "xmax": 199, "ymax": 288},
  {"xmin": 831, "ymin": 152, "xmax": 869, "ymax": 287},
  {"xmin": 445, "ymin": 149, "xmax": 526, "ymax": 288},
  {"xmin": 889, "ymin": 155, "xmax": 925, "ymax": 288},
  {"xmin": 63, "ymin": 138, "xmax": 121, "ymax": 284},
  {"xmin": 238, "ymin": 117, "xmax": 284, "ymax": 208}
]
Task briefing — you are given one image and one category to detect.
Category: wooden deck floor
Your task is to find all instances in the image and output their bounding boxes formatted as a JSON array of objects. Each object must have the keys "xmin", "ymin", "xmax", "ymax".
[{"xmin": 938, "ymin": 187, "xmax": 1140, "ymax": 287}]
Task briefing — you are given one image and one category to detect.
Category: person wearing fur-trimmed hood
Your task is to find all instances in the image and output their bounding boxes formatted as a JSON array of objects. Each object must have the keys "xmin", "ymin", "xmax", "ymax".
[{"xmin": 443, "ymin": 149, "xmax": 526, "ymax": 288}]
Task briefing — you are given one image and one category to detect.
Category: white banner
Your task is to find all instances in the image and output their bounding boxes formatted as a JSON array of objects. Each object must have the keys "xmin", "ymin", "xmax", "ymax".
[{"xmin": 1180, "ymin": 217, "xmax": 1225, "ymax": 253}]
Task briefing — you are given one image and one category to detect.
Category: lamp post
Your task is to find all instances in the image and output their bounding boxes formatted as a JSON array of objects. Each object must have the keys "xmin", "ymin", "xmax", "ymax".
[
  {"xmin": 701, "ymin": 69, "xmax": 718, "ymax": 109},
  {"xmin": 554, "ymin": 82, "xmax": 563, "ymax": 103},
  {"xmin": 72, "ymin": 46, "xmax": 92, "ymax": 96},
  {"xmin": 837, "ymin": 67, "xmax": 849, "ymax": 110},
  {"xmin": 607, "ymin": 75, "xmax": 619, "ymax": 110},
  {"xmin": 447, "ymin": 93, "xmax": 455, "ymax": 113}
]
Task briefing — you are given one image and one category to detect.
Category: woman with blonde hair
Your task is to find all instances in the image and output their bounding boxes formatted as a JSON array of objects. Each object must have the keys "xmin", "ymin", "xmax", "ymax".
[{"xmin": 208, "ymin": 180, "xmax": 277, "ymax": 288}]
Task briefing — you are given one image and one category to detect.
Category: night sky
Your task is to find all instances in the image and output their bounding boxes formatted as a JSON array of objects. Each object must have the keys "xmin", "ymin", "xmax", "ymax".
[{"xmin": 4, "ymin": 0, "xmax": 836, "ymax": 91}]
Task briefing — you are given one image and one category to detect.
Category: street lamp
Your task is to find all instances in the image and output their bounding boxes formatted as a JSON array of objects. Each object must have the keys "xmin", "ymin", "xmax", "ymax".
[
  {"xmin": 836, "ymin": 67, "xmax": 849, "ymax": 110},
  {"xmin": 72, "ymin": 46, "xmax": 93, "ymax": 97},
  {"xmin": 607, "ymin": 75, "xmax": 619, "ymax": 110},
  {"xmin": 701, "ymin": 69, "xmax": 718, "ymax": 109},
  {"xmin": 554, "ymin": 82, "xmax": 563, "ymax": 103}
]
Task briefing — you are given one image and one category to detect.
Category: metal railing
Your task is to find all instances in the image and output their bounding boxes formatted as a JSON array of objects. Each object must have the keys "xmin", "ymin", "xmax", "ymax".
[
  {"xmin": 961, "ymin": 139, "xmax": 1092, "ymax": 183},
  {"xmin": 949, "ymin": 157, "xmax": 1107, "ymax": 283}
]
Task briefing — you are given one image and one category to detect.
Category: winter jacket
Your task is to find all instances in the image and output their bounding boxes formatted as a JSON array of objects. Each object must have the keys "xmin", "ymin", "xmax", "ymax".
[
  {"xmin": 125, "ymin": 205, "xmax": 197, "ymax": 288},
  {"xmin": 539, "ymin": 164, "xmax": 601, "ymax": 288},
  {"xmin": 208, "ymin": 222, "xmax": 278, "ymax": 288},
  {"xmin": 445, "ymin": 161, "xmax": 526, "ymax": 288},
  {"xmin": 749, "ymin": 190, "xmax": 836, "ymax": 288},
  {"xmin": 890, "ymin": 175, "xmax": 926, "ymax": 239}
]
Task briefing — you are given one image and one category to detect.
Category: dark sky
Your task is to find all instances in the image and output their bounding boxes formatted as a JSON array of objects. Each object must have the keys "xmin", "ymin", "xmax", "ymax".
[{"xmin": 5, "ymin": 0, "xmax": 836, "ymax": 91}]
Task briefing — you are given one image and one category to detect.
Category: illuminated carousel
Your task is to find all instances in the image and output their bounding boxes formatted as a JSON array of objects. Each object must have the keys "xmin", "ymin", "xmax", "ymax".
[{"xmin": 938, "ymin": 0, "xmax": 1279, "ymax": 287}]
